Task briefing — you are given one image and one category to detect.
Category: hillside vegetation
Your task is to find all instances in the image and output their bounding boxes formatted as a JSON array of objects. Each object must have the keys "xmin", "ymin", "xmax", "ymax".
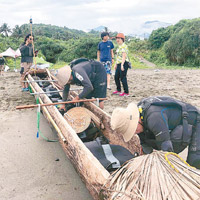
[{"xmin": 0, "ymin": 18, "xmax": 199, "ymax": 68}]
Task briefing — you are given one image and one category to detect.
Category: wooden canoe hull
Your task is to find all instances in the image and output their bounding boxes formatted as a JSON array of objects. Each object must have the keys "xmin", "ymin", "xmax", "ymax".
[{"xmin": 27, "ymin": 70, "xmax": 141, "ymax": 200}]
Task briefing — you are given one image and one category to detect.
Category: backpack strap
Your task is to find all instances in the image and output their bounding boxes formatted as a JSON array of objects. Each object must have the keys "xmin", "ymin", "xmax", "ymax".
[
  {"xmin": 181, "ymin": 103, "xmax": 190, "ymax": 147},
  {"xmin": 101, "ymin": 144, "xmax": 121, "ymax": 169}
]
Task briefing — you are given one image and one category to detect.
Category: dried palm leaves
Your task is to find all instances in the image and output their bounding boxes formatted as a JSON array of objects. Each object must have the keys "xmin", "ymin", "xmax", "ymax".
[{"xmin": 100, "ymin": 151, "xmax": 200, "ymax": 200}]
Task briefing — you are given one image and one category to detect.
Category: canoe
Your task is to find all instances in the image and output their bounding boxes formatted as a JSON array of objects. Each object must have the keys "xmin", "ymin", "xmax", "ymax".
[{"xmin": 26, "ymin": 69, "xmax": 141, "ymax": 200}]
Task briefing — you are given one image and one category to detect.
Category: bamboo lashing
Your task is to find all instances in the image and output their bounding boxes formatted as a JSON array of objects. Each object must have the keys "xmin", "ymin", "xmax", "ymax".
[{"xmin": 16, "ymin": 98, "xmax": 107, "ymax": 109}]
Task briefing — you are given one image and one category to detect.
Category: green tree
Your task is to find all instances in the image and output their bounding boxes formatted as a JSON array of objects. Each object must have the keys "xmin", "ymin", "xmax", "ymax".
[
  {"xmin": 148, "ymin": 26, "xmax": 172, "ymax": 49},
  {"xmin": 0, "ymin": 23, "xmax": 12, "ymax": 37},
  {"xmin": 12, "ymin": 25, "xmax": 23, "ymax": 38},
  {"xmin": 164, "ymin": 18, "xmax": 200, "ymax": 66}
]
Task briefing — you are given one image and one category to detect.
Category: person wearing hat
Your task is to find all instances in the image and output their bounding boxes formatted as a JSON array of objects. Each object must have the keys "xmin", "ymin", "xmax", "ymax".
[
  {"xmin": 97, "ymin": 32, "xmax": 114, "ymax": 90},
  {"xmin": 0, "ymin": 54, "xmax": 6, "ymax": 76},
  {"xmin": 113, "ymin": 33, "xmax": 130, "ymax": 97},
  {"xmin": 111, "ymin": 97, "xmax": 200, "ymax": 169},
  {"xmin": 57, "ymin": 59, "xmax": 107, "ymax": 110}
]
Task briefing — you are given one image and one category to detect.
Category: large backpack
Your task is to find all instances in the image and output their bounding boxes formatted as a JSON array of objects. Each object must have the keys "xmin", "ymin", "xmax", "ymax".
[
  {"xmin": 70, "ymin": 58, "xmax": 89, "ymax": 69},
  {"xmin": 137, "ymin": 96, "xmax": 200, "ymax": 147},
  {"xmin": 84, "ymin": 137, "xmax": 137, "ymax": 172}
]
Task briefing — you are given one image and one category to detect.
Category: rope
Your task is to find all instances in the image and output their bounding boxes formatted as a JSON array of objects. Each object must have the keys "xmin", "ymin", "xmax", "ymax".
[
  {"xmin": 164, "ymin": 152, "xmax": 196, "ymax": 173},
  {"xmin": 36, "ymin": 97, "xmax": 58, "ymax": 142}
]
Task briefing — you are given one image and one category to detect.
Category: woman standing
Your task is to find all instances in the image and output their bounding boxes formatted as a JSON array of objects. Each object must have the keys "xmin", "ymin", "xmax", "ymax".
[
  {"xmin": 19, "ymin": 34, "xmax": 34, "ymax": 91},
  {"xmin": 113, "ymin": 33, "xmax": 130, "ymax": 97}
]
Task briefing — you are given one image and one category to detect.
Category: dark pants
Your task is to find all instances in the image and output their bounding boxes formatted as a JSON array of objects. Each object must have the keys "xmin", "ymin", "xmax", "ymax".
[{"xmin": 114, "ymin": 61, "xmax": 129, "ymax": 94}]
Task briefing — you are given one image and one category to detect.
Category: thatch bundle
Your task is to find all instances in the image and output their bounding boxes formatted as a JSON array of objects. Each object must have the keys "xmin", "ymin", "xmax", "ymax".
[{"xmin": 100, "ymin": 151, "xmax": 200, "ymax": 200}]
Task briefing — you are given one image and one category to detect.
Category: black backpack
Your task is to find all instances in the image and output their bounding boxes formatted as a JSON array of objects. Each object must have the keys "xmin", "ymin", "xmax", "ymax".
[
  {"xmin": 70, "ymin": 58, "xmax": 89, "ymax": 69},
  {"xmin": 137, "ymin": 96, "xmax": 200, "ymax": 147},
  {"xmin": 84, "ymin": 137, "xmax": 138, "ymax": 172}
]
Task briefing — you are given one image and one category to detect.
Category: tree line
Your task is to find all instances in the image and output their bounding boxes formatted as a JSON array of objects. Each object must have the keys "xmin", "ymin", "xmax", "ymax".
[{"xmin": 0, "ymin": 18, "xmax": 200, "ymax": 67}]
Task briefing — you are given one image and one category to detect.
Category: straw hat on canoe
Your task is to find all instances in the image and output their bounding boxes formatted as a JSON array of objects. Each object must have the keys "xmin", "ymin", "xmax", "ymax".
[{"xmin": 64, "ymin": 107, "xmax": 91, "ymax": 133}]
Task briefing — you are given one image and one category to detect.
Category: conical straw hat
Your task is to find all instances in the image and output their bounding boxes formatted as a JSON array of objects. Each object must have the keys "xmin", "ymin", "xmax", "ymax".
[
  {"xmin": 55, "ymin": 65, "xmax": 71, "ymax": 87},
  {"xmin": 64, "ymin": 107, "xmax": 91, "ymax": 133}
]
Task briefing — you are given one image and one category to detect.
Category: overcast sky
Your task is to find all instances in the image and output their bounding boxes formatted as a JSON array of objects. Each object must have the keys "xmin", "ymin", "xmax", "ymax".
[{"xmin": 0, "ymin": 0, "xmax": 199, "ymax": 34}]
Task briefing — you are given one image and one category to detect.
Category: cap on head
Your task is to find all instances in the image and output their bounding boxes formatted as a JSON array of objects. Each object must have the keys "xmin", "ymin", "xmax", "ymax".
[
  {"xmin": 0, "ymin": 54, "xmax": 3, "ymax": 58},
  {"xmin": 101, "ymin": 32, "xmax": 109, "ymax": 39},
  {"xmin": 111, "ymin": 102, "xmax": 139, "ymax": 142},
  {"xmin": 116, "ymin": 33, "xmax": 125, "ymax": 40}
]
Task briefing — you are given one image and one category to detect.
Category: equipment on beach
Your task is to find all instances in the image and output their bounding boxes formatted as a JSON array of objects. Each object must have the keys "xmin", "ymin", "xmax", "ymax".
[
  {"xmin": 100, "ymin": 151, "xmax": 200, "ymax": 200},
  {"xmin": 84, "ymin": 137, "xmax": 136, "ymax": 172}
]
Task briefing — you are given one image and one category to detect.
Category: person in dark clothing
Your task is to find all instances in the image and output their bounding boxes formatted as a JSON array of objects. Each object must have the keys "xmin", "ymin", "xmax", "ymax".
[
  {"xmin": 19, "ymin": 34, "xmax": 34, "ymax": 91},
  {"xmin": 111, "ymin": 96, "xmax": 200, "ymax": 169},
  {"xmin": 0, "ymin": 54, "xmax": 6, "ymax": 75},
  {"xmin": 56, "ymin": 60, "xmax": 107, "ymax": 110}
]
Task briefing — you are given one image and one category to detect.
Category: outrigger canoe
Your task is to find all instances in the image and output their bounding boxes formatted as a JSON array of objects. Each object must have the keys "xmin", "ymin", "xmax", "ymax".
[{"xmin": 22, "ymin": 69, "xmax": 141, "ymax": 200}]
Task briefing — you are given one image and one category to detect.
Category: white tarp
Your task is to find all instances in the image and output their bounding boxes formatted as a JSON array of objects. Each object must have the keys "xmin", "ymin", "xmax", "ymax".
[{"xmin": 1, "ymin": 47, "xmax": 21, "ymax": 58}]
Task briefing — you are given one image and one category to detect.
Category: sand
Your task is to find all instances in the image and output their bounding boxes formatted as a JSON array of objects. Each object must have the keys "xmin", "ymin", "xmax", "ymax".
[
  {"xmin": 1, "ymin": 68, "xmax": 200, "ymax": 199},
  {"xmin": 0, "ymin": 72, "xmax": 92, "ymax": 200},
  {"xmin": 104, "ymin": 69, "xmax": 200, "ymax": 114}
]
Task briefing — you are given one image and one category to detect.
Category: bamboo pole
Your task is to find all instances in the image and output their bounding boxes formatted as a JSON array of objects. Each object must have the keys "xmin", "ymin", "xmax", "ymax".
[
  {"xmin": 16, "ymin": 98, "xmax": 107, "ymax": 110},
  {"xmin": 28, "ymin": 78, "xmax": 66, "ymax": 142}
]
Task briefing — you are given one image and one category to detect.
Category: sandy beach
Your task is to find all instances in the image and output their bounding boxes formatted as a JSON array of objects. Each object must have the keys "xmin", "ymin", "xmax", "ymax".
[
  {"xmin": 1, "ymin": 68, "xmax": 200, "ymax": 199},
  {"xmin": 0, "ymin": 72, "xmax": 92, "ymax": 200}
]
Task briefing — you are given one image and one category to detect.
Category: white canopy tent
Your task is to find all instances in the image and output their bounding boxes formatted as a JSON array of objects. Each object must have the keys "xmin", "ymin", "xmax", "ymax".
[
  {"xmin": 1, "ymin": 47, "xmax": 21, "ymax": 71},
  {"xmin": 1, "ymin": 47, "xmax": 21, "ymax": 58}
]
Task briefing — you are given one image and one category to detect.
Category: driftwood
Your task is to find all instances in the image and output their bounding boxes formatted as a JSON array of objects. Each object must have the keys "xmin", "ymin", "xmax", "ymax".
[{"xmin": 27, "ymin": 74, "xmax": 109, "ymax": 199}]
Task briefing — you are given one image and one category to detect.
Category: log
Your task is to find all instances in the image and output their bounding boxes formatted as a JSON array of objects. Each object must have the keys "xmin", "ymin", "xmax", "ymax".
[{"xmin": 27, "ymin": 74, "xmax": 110, "ymax": 199}]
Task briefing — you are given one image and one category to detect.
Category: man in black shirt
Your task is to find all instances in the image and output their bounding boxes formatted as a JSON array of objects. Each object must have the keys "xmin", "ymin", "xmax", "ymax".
[
  {"xmin": 56, "ymin": 60, "xmax": 107, "ymax": 109},
  {"xmin": 111, "ymin": 96, "xmax": 200, "ymax": 169}
]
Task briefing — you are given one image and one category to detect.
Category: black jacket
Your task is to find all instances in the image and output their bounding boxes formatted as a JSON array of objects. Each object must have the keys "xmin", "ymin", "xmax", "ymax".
[
  {"xmin": 138, "ymin": 105, "xmax": 197, "ymax": 154},
  {"xmin": 63, "ymin": 61, "xmax": 107, "ymax": 100},
  {"xmin": 19, "ymin": 43, "xmax": 33, "ymax": 63}
]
